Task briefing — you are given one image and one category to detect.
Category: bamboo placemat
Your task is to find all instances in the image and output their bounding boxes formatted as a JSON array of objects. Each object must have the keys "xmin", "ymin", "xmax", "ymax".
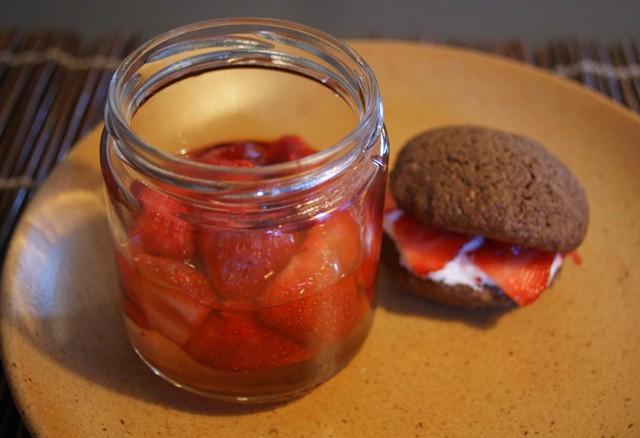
[{"xmin": 0, "ymin": 31, "xmax": 638, "ymax": 437}]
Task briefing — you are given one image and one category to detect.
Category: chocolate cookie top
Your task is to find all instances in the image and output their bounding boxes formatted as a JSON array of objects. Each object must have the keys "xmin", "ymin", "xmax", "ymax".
[{"xmin": 391, "ymin": 126, "xmax": 589, "ymax": 253}]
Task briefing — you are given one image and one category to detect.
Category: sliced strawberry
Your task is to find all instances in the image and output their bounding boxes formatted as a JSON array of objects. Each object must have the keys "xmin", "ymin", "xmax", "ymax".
[
  {"xmin": 115, "ymin": 251, "xmax": 150, "ymax": 328},
  {"xmin": 358, "ymin": 252, "xmax": 380, "ymax": 303},
  {"xmin": 184, "ymin": 312, "xmax": 311, "ymax": 371},
  {"xmin": 133, "ymin": 255, "xmax": 216, "ymax": 344},
  {"xmin": 199, "ymin": 227, "xmax": 303, "ymax": 301},
  {"xmin": 384, "ymin": 209, "xmax": 469, "ymax": 275},
  {"xmin": 188, "ymin": 141, "xmax": 267, "ymax": 166},
  {"xmin": 115, "ymin": 251, "xmax": 140, "ymax": 295},
  {"xmin": 178, "ymin": 136, "xmax": 314, "ymax": 187},
  {"xmin": 359, "ymin": 177, "xmax": 386, "ymax": 299},
  {"xmin": 132, "ymin": 181, "xmax": 191, "ymax": 217},
  {"xmin": 265, "ymin": 135, "xmax": 316, "ymax": 163},
  {"xmin": 567, "ymin": 251, "xmax": 582, "ymax": 265},
  {"xmin": 259, "ymin": 274, "xmax": 367, "ymax": 347},
  {"xmin": 129, "ymin": 212, "xmax": 195, "ymax": 260},
  {"xmin": 122, "ymin": 296, "xmax": 150, "ymax": 329},
  {"xmin": 198, "ymin": 157, "xmax": 257, "ymax": 168},
  {"xmin": 261, "ymin": 210, "xmax": 362, "ymax": 303},
  {"xmin": 183, "ymin": 136, "xmax": 315, "ymax": 167},
  {"xmin": 130, "ymin": 182, "xmax": 195, "ymax": 260},
  {"xmin": 135, "ymin": 254, "xmax": 216, "ymax": 305},
  {"xmin": 383, "ymin": 190, "xmax": 398, "ymax": 212},
  {"xmin": 468, "ymin": 241, "xmax": 556, "ymax": 306}
]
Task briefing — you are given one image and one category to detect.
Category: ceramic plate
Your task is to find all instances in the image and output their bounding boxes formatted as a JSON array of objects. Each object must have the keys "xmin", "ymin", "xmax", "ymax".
[{"xmin": 2, "ymin": 41, "xmax": 639, "ymax": 437}]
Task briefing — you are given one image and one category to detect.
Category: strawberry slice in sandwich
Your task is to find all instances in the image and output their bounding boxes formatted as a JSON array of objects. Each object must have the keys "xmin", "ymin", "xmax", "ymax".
[{"xmin": 383, "ymin": 126, "xmax": 589, "ymax": 308}]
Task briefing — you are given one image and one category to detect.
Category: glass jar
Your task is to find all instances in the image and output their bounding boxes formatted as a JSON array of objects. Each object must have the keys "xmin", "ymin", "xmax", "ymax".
[{"xmin": 100, "ymin": 18, "xmax": 388, "ymax": 402}]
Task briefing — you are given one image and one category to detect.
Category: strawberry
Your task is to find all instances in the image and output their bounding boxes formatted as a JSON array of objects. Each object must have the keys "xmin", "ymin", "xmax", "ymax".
[
  {"xmin": 132, "ymin": 180, "xmax": 191, "ymax": 217},
  {"xmin": 130, "ymin": 181, "xmax": 195, "ymax": 260},
  {"xmin": 358, "ymin": 252, "xmax": 380, "ymax": 303},
  {"xmin": 468, "ymin": 241, "xmax": 556, "ymax": 306},
  {"xmin": 184, "ymin": 312, "xmax": 311, "ymax": 371},
  {"xmin": 133, "ymin": 254, "xmax": 216, "ymax": 344},
  {"xmin": 265, "ymin": 135, "xmax": 316, "ymax": 163},
  {"xmin": 359, "ymin": 176, "xmax": 386, "ymax": 299},
  {"xmin": 383, "ymin": 190, "xmax": 398, "ymax": 212},
  {"xmin": 188, "ymin": 141, "xmax": 267, "ymax": 166},
  {"xmin": 122, "ymin": 296, "xmax": 150, "ymax": 329},
  {"xmin": 567, "ymin": 251, "xmax": 582, "ymax": 265},
  {"xmin": 197, "ymin": 157, "xmax": 257, "ymax": 167},
  {"xmin": 115, "ymin": 251, "xmax": 141, "ymax": 297},
  {"xmin": 384, "ymin": 209, "xmax": 469, "ymax": 275},
  {"xmin": 135, "ymin": 255, "xmax": 215, "ymax": 304},
  {"xmin": 260, "ymin": 210, "xmax": 362, "ymax": 302},
  {"xmin": 258, "ymin": 274, "xmax": 367, "ymax": 347},
  {"xmin": 184, "ymin": 136, "xmax": 315, "ymax": 167},
  {"xmin": 129, "ymin": 212, "xmax": 195, "ymax": 260},
  {"xmin": 199, "ymin": 227, "xmax": 303, "ymax": 301},
  {"xmin": 117, "ymin": 251, "xmax": 153, "ymax": 332}
]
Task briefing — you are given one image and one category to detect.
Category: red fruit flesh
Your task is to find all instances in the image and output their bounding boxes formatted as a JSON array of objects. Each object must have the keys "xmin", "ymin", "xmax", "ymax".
[
  {"xmin": 259, "ymin": 274, "xmax": 367, "ymax": 347},
  {"xmin": 122, "ymin": 296, "xmax": 150, "ymax": 329},
  {"xmin": 260, "ymin": 210, "xmax": 362, "ymax": 304},
  {"xmin": 132, "ymin": 181, "xmax": 191, "ymax": 217},
  {"xmin": 567, "ymin": 251, "xmax": 582, "ymax": 265},
  {"xmin": 468, "ymin": 241, "xmax": 556, "ymax": 306},
  {"xmin": 115, "ymin": 251, "xmax": 147, "ymax": 316},
  {"xmin": 130, "ymin": 182, "xmax": 195, "ymax": 260},
  {"xmin": 385, "ymin": 209, "xmax": 469, "ymax": 276},
  {"xmin": 135, "ymin": 255, "xmax": 215, "ymax": 305},
  {"xmin": 184, "ymin": 312, "xmax": 311, "ymax": 371},
  {"xmin": 360, "ymin": 175, "xmax": 386, "ymax": 299},
  {"xmin": 115, "ymin": 251, "xmax": 141, "ymax": 296},
  {"xmin": 190, "ymin": 141, "xmax": 267, "ymax": 167},
  {"xmin": 383, "ymin": 190, "xmax": 398, "ymax": 212},
  {"xmin": 130, "ymin": 213, "xmax": 195, "ymax": 260},
  {"xmin": 132, "ymin": 254, "xmax": 216, "ymax": 345},
  {"xmin": 358, "ymin": 252, "xmax": 380, "ymax": 302},
  {"xmin": 198, "ymin": 157, "xmax": 257, "ymax": 168},
  {"xmin": 119, "ymin": 136, "xmax": 381, "ymax": 377},
  {"xmin": 199, "ymin": 228, "xmax": 304, "ymax": 301},
  {"xmin": 265, "ymin": 135, "xmax": 316, "ymax": 163},
  {"xmin": 184, "ymin": 136, "xmax": 316, "ymax": 168}
]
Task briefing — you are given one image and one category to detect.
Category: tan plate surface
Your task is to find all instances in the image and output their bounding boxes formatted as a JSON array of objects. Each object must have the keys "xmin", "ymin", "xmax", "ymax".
[{"xmin": 2, "ymin": 40, "xmax": 640, "ymax": 437}]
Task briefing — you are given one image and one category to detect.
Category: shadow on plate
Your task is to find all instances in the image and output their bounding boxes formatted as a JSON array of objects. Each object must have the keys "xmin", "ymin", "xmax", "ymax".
[
  {"xmin": 3, "ymin": 160, "xmax": 288, "ymax": 416},
  {"xmin": 375, "ymin": 266, "xmax": 507, "ymax": 329}
]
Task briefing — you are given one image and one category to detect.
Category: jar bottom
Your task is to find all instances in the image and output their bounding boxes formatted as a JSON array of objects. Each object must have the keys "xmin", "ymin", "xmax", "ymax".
[
  {"xmin": 125, "ymin": 309, "xmax": 374, "ymax": 403},
  {"xmin": 133, "ymin": 347, "xmax": 318, "ymax": 403}
]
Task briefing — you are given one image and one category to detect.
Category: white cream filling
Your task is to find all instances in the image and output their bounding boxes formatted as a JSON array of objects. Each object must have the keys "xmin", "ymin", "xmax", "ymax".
[
  {"xmin": 384, "ymin": 209, "xmax": 563, "ymax": 291},
  {"xmin": 426, "ymin": 236, "xmax": 497, "ymax": 290},
  {"xmin": 548, "ymin": 253, "xmax": 563, "ymax": 286}
]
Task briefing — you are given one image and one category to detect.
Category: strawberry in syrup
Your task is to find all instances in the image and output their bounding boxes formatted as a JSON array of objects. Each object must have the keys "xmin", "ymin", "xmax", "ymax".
[
  {"xmin": 185, "ymin": 135, "xmax": 315, "ymax": 167},
  {"xmin": 260, "ymin": 210, "xmax": 362, "ymax": 303},
  {"xmin": 264, "ymin": 135, "xmax": 316, "ymax": 163},
  {"xmin": 187, "ymin": 140, "xmax": 266, "ymax": 167},
  {"xmin": 129, "ymin": 181, "xmax": 195, "ymax": 260},
  {"xmin": 184, "ymin": 312, "xmax": 311, "ymax": 371},
  {"xmin": 132, "ymin": 254, "xmax": 216, "ymax": 345},
  {"xmin": 258, "ymin": 274, "xmax": 367, "ymax": 347},
  {"xmin": 199, "ymin": 228, "xmax": 304, "ymax": 301},
  {"xmin": 120, "ymin": 134, "xmax": 378, "ymax": 374}
]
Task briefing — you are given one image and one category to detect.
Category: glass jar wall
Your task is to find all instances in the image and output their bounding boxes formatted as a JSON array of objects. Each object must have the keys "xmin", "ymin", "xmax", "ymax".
[{"xmin": 101, "ymin": 18, "xmax": 388, "ymax": 402}]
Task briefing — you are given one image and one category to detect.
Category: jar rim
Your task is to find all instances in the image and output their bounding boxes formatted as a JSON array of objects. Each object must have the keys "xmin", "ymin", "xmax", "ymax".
[{"xmin": 103, "ymin": 17, "xmax": 384, "ymax": 190}]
